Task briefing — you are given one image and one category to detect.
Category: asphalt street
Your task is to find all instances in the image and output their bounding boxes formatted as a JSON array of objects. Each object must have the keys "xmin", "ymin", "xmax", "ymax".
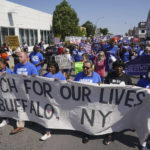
[{"xmin": 0, "ymin": 118, "xmax": 149, "ymax": 150}]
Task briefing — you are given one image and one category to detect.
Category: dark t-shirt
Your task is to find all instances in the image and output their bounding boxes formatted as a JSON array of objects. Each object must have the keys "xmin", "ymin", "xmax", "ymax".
[{"xmin": 105, "ymin": 72, "xmax": 132, "ymax": 85}]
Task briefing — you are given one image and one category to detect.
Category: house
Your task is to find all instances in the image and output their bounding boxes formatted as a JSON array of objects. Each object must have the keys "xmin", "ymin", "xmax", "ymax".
[
  {"xmin": 146, "ymin": 9, "xmax": 150, "ymax": 39},
  {"xmin": 135, "ymin": 22, "xmax": 147, "ymax": 39}
]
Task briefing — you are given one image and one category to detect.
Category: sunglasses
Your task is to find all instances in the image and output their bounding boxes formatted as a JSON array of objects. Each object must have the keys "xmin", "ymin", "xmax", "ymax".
[{"xmin": 83, "ymin": 66, "xmax": 90, "ymax": 69}]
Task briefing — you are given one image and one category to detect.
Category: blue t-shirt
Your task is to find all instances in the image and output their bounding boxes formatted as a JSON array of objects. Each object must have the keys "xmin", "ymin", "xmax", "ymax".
[
  {"xmin": 138, "ymin": 49, "xmax": 144, "ymax": 56},
  {"xmin": 107, "ymin": 45, "xmax": 118, "ymax": 56},
  {"xmin": 141, "ymin": 52, "xmax": 150, "ymax": 56},
  {"xmin": 13, "ymin": 62, "xmax": 39, "ymax": 76},
  {"xmin": 122, "ymin": 51, "xmax": 130, "ymax": 63},
  {"xmin": 29, "ymin": 52, "xmax": 44, "ymax": 71},
  {"xmin": 137, "ymin": 78, "xmax": 150, "ymax": 88},
  {"xmin": 74, "ymin": 71, "xmax": 101, "ymax": 83},
  {"xmin": 43, "ymin": 72, "xmax": 66, "ymax": 80},
  {"xmin": 0, "ymin": 67, "xmax": 12, "ymax": 74},
  {"xmin": 73, "ymin": 49, "xmax": 85, "ymax": 62}
]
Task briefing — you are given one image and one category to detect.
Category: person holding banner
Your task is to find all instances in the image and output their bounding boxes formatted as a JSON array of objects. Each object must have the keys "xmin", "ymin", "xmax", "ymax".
[
  {"xmin": 74, "ymin": 60, "xmax": 101, "ymax": 143},
  {"xmin": 40, "ymin": 62, "xmax": 66, "ymax": 141},
  {"xmin": 74, "ymin": 60, "xmax": 101, "ymax": 84},
  {"xmin": 136, "ymin": 66, "xmax": 150, "ymax": 150},
  {"xmin": 10, "ymin": 52, "xmax": 38, "ymax": 134},
  {"xmin": 103, "ymin": 60, "xmax": 132, "ymax": 145},
  {"xmin": 0, "ymin": 58, "xmax": 12, "ymax": 127}
]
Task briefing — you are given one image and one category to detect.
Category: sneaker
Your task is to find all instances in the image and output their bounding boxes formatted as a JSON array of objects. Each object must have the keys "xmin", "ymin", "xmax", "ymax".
[
  {"xmin": 10, "ymin": 127, "xmax": 24, "ymax": 135},
  {"xmin": 40, "ymin": 133, "xmax": 51, "ymax": 141},
  {"xmin": 82, "ymin": 135, "xmax": 89, "ymax": 144},
  {"xmin": 0, "ymin": 119, "xmax": 9, "ymax": 127},
  {"xmin": 103, "ymin": 135, "xmax": 113, "ymax": 145}
]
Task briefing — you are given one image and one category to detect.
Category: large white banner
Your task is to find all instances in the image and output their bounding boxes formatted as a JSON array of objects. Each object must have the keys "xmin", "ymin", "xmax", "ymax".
[{"xmin": 0, "ymin": 74, "xmax": 150, "ymax": 144}]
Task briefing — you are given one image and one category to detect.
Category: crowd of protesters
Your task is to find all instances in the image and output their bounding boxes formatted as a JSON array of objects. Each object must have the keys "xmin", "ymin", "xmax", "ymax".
[{"xmin": 0, "ymin": 36, "xmax": 150, "ymax": 150}]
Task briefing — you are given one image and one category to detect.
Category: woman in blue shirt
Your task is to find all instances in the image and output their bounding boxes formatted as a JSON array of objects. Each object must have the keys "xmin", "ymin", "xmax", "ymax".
[
  {"xmin": 137, "ymin": 66, "xmax": 150, "ymax": 88},
  {"xmin": 0, "ymin": 58, "xmax": 11, "ymax": 128},
  {"xmin": 40, "ymin": 62, "xmax": 66, "ymax": 141},
  {"xmin": 43, "ymin": 62, "xmax": 66, "ymax": 81}
]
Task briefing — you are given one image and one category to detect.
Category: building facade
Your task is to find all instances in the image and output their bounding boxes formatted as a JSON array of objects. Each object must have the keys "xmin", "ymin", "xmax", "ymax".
[
  {"xmin": 135, "ymin": 22, "xmax": 147, "ymax": 39},
  {"xmin": 146, "ymin": 10, "xmax": 150, "ymax": 39},
  {"xmin": 0, "ymin": 0, "xmax": 53, "ymax": 50}
]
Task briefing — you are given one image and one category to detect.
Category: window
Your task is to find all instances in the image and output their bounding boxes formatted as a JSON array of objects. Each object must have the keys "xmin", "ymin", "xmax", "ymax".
[
  {"xmin": 141, "ymin": 30, "xmax": 145, "ymax": 33},
  {"xmin": 25, "ymin": 29, "xmax": 29, "ymax": 46},
  {"xmin": 19, "ymin": 28, "xmax": 24, "ymax": 46},
  {"xmin": 44, "ymin": 30, "xmax": 47, "ymax": 44},
  {"xmin": 1, "ymin": 27, "xmax": 15, "ymax": 45},
  {"xmin": 29, "ymin": 30, "xmax": 34, "ymax": 46},
  {"xmin": 19, "ymin": 28, "xmax": 38, "ymax": 46},
  {"xmin": 40, "ymin": 30, "xmax": 43, "ymax": 41},
  {"xmin": 34, "ymin": 30, "xmax": 38, "ymax": 44},
  {"xmin": 1, "ymin": 27, "xmax": 8, "ymax": 43},
  {"xmin": 9, "ymin": 28, "xmax": 15, "ymax": 35},
  {"xmin": 47, "ymin": 31, "xmax": 50, "ymax": 44}
]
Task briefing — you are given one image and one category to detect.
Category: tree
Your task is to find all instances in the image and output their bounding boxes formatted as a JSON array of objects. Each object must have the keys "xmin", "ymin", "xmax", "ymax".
[
  {"xmin": 100, "ymin": 28, "xmax": 109, "ymax": 35},
  {"xmin": 82, "ymin": 21, "xmax": 95, "ymax": 37},
  {"xmin": 53, "ymin": 0, "xmax": 79, "ymax": 40}
]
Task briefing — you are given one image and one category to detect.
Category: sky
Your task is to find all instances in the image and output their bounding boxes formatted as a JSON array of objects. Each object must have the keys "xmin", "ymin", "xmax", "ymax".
[{"xmin": 7, "ymin": 0, "xmax": 150, "ymax": 35}]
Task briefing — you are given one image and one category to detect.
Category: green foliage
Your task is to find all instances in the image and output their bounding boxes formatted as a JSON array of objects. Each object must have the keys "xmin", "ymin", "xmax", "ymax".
[
  {"xmin": 100, "ymin": 28, "xmax": 109, "ymax": 35},
  {"xmin": 53, "ymin": 0, "xmax": 80, "ymax": 40},
  {"xmin": 82, "ymin": 21, "xmax": 95, "ymax": 37}
]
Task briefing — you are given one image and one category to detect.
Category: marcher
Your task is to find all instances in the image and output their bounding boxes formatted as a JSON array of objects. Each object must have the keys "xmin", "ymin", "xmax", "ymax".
[
  {"xmin": 29, "ymin": 44, "xmax": 44, "ymax": 75},
  {"xmin": 22, "ymin": 42, "xmax": 28, "ymax": 53},
  {"xmin": 10, "ymin": 52, "xmax": 38, "ymax": 134},
  {"xmin": 94, "ymin": 51, "xmax": 106, "ymax": 83},
  {"xmin": 0, "ymin": 48, "xmax": 9, "ymax": 67},
  {"xmin": 0, "ymin": 58, "xmax": 12, "ymax": 127},
  {"xmin": 103, "ymin": 60, "xmax": 132, "ymax": 145},
  {"xmin": 45, "ymin": 46, "xmax": 56, "ymax": 67},
  {"xmin": 141, "ymin": 47, "xmax": 150, "ymax": 56},
  {"xmin": 136, "ymin": 66, "xmax": 150, "ymax": 150},
  {"xmin": 62, "ymin": 48, "xmax": 73, "ymax": 79},
  {"xmin": 74, "ymin": 60, "xmax": 101, "ymax": 143},
  {"xmin": 137, "ymin": 66, "xmax": 150, "ymax": 88},
  {"xmin": 12, "ymin": 47, "xmax": 21, "ymax": 65},
  {"xmin": 38, "ymin": 40, "xmax": 44, "ymax": 51},
  {"xmin": 40, "ymin": 62, "xmax": 66, "ymax": 141}
]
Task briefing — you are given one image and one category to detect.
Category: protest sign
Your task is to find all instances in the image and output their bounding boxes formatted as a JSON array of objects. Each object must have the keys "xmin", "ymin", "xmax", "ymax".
[
  {"xmin": 65, "ymin": 36, "xmax": 82, "ymax": 45},
  {"xmin": 54, "ymin": 37, "xmax": 60, "ymax": 44},
  {"xmin": 5, "ymin": 36, "xmax": 20, "ymax": 47},
  {"xmin": 0, "ymin": 74, "xmax": 150, "ymax": 144},
  {"xmin": 55, "ymin": 54, "xmax": 72, "ymax": 69},
  {"xmin": 75, "ymin": 62, "xmax": 83, "ymax": 75},
  {"xmin": 91, "ymin": 43, "xmax": 102, "ymax": 51},
  {"xmin": 83, "ymin": 44, "xmax": 91, "ymax": 54},
  {"xmin": 125, "ymin": 56, "xmax": 150, "ymax": 75}
]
